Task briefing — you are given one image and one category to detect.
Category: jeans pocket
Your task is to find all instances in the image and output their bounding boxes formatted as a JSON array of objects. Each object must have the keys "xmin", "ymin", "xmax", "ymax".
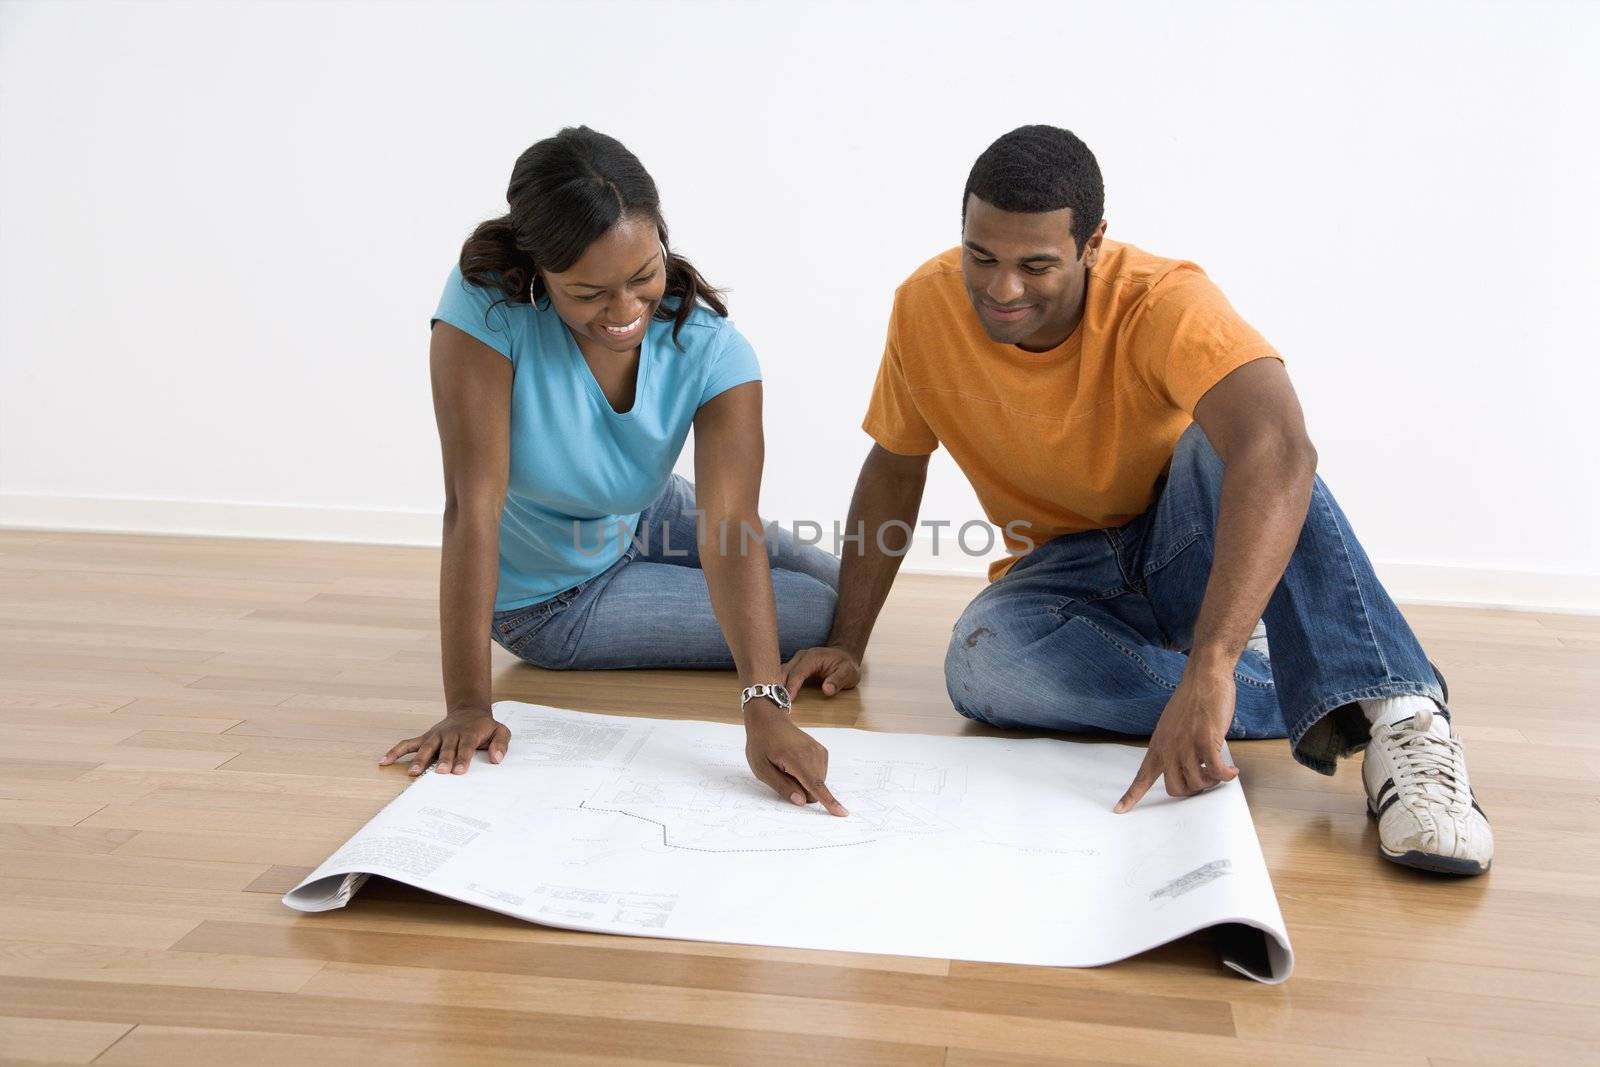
[
  {"xmin": 507, "ymin": 608, "xmax": 558, "ymax": 657},
  {"xmin": 493, "ymin": 603, "xmax": 552, "ymax": 655},
  {"xmin": 1141, "ymin": 524, "xmax": 1204, "ymax": 580},
  {"xmin": 498, "ymin": 583, "xmax": 592, "ymax": 660},
  {"xmin": 493, "ymin": 608, "xmax": 538, "ymax": 640},
  {"xmin": 507, "ymin": 628, "xmax": 540, "ymax": 657}
]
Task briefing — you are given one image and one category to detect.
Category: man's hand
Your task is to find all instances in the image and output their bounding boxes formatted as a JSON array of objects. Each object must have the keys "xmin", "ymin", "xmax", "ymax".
[
  {"xmin": 781, "ymin": 645, "xmax": 862, "ymax": 697},
  {"xmin": 744, "ymin": 703, "xmax": 849, "ymax": 816},
  {"xmin": 1114, "ymin": 668, "xmax": 1239, "ymax": 812},
  {"xmin": 379, "ymin": 708, "xmax": 511, "ymax": 776}
]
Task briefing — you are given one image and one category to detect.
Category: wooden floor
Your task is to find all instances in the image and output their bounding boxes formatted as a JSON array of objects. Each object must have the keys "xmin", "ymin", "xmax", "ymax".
[{"xmin": 0, "ymin": 529, "xmax": 1597, "ymax": 1066}]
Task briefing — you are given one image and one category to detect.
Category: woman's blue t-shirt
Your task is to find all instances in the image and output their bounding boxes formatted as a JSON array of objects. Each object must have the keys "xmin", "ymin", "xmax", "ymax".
[{"xmin": 431, "ymin": 265, "xmax": 762, "ymax": 612}]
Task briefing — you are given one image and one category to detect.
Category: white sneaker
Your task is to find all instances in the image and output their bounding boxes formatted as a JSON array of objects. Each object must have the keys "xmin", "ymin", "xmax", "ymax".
[
  {"xmin": 1362, "ymin": 706, "xmax": 1492, "ymax": 875},
  {"xmin": 1245, "ymin": 620, "xmax": 1269, "ymax": 660}
]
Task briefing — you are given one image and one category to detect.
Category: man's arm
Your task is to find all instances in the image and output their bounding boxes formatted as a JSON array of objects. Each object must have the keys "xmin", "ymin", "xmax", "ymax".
[
  {"xmin": 1185, "ymin": 358, "xmax": 1317, "ymax": 677},
  {"xmin": 782, "ymin": 443, "xmax": 930, "ymax": 695},
  {"xmin": 1115, "ymin": 356, "xmax": 1317, "ymax": 811}
]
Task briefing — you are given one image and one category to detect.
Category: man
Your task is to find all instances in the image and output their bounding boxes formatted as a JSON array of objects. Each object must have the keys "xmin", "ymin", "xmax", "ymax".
[{"xmin": 783, "ymin": 125, "xmax": 1491, "ymax": 875}]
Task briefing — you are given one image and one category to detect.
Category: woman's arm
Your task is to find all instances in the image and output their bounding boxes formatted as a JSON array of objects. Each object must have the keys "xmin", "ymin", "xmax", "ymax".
[
  {"xmin": 691, "ymin": 381, "xmax": 780, "ymax": 687},
  {"xmin": 379, "ymin": 322, "xmax": 514, "ymax": 776},
  {"xmin": 692, "ymin": 382, "xmax": 847, "ymax": 816}
]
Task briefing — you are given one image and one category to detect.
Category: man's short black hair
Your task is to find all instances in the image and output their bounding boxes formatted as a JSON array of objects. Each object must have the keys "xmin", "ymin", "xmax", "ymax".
[{"xmin": 963, "ymin": 125, "xmax": 1105, "ymax": 255}]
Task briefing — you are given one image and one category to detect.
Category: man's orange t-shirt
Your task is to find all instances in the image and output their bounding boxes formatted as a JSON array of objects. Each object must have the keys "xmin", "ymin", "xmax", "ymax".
[{"xmin": 862, "ymin": 239, "xmax": 1281, "ymax": 581}]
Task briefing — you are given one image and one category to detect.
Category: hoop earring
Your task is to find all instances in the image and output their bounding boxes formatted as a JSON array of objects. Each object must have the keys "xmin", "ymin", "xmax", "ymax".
[{"xmin": 529, "ymin": 279, "xmax": 551, "ymax": 312}]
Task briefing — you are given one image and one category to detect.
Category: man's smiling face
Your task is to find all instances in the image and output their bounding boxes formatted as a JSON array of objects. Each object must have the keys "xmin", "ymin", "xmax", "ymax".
[{"xmin": 960, "ymin": 193, "xmax": 1104, "ymax": 352}]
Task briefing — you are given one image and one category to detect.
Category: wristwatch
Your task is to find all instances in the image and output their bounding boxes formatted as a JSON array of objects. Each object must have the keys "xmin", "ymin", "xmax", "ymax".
[{"xmin": 740, "ymin": 682, "xmax": 793, "ymax": 712}]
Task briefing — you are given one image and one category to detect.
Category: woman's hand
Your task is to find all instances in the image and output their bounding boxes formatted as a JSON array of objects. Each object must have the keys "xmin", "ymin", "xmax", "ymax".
[
  {"xmin": 743, "ymin": 704, "xmax": 848, "ymax": 816},
  {"xmin": 379, "ymin": 708, "xmax": 511, "ymax": 776}
]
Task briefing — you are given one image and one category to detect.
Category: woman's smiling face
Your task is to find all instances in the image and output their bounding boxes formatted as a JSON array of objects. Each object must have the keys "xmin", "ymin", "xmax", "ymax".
[{"xmin": 540, "ymin": 213, "xmax": 668, "ymax": 353}]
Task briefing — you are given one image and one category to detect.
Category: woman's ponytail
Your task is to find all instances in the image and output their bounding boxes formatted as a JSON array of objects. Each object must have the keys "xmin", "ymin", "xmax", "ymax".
[{"xmin": 458, "ymin": 214, "xmax": 535, "ymax": 326}]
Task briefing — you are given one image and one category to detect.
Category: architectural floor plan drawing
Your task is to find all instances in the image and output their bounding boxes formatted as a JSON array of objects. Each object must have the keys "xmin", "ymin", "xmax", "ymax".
[{"xmin": 284, "ymin": 701, "xmax": 1293, "ymax": 982}]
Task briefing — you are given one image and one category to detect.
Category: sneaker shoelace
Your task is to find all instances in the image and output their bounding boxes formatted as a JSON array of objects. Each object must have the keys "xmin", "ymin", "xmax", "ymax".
[{"xmin": 1379, "ymin": 709, "xmax": 1470, "ymax": 811}]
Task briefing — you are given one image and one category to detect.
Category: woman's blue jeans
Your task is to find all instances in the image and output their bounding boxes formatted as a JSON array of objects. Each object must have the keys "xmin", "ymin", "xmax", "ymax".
[
  {"xmin": 491, "ymin": 475, "xmax": 840, "ymax": 671},
  {"xmin": 943, "ymin": 423, "xmax": 1446, "ymax": 775}
]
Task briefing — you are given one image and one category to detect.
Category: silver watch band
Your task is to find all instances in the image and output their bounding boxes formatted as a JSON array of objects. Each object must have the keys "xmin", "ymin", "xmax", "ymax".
[{"xmin": 740, "ymin": 682, "xmax": 792, "ymax": 711}]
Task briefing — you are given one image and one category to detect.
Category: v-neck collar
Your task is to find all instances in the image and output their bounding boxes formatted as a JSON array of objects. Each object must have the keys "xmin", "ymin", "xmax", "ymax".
[{"xmin": 562, "ymin": 323, "xmax": 650, "ymax": 421}]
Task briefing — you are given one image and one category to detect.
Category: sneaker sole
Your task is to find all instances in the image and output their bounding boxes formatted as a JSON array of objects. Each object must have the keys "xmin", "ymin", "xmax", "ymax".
[{"xmin": 1366, "ymin": 801, "xmax": 1491, "ymax": 876}]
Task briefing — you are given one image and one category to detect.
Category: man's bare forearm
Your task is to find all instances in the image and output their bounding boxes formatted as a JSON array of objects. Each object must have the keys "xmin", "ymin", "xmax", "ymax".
[
  {"xmin": 438, "ymin": 507, "xmax": 500, "ymax": 713},
  {"xmin": 1186, "ymin": 436, "xmax": 1317, "ymax": 677},
  {"xmin": 827, "ymin": 450, "xmax": 929, "ymax": 660}
]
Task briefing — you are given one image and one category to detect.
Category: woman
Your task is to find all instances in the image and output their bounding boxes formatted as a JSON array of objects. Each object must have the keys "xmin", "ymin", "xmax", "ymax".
[{"xmin": 379, "ymin": 127, "xmax": 845, "ymax": 816}]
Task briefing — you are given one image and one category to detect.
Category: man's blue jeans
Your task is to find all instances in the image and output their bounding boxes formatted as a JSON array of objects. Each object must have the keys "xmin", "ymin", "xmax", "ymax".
[
  {"xmin": 491, "ymin": 475, "xmax": 841, "ymax": 670},
  {"xmin": 944, "ymin": 424, "xmax": 1446, "ymax": 774}
]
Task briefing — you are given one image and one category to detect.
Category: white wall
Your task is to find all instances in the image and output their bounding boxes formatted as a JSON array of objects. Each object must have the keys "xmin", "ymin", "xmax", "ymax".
[{"xmin": 3, "ymin": 0, "xmax": 1597, "ymax": 609}]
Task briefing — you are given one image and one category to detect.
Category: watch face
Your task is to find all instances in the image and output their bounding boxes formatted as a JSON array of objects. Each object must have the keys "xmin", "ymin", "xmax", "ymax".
[{"xmin": 744, "ymin": 684, "xmax": 793, "ymax": 708}]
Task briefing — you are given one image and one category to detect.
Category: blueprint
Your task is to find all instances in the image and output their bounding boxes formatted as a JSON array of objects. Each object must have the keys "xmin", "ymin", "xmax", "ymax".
[{"xmin": 284, "ymin": 701, "xmax": 1293, "ymax": 982}]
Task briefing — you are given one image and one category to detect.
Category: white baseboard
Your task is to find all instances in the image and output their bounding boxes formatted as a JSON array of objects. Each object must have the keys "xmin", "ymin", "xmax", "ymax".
[
  {"xmin": 1359, "ymin": 562, "xmax": 1600, "ymax": 615},
  {"xmin": 3, "ymin": 493, "xmax": 1596, "ymax": 614},
  {"xmin": 888, "ymin": 533, "xmax": 1600, "ymax": 615},
  {"xmin": 0, "ymin": 493, "xmax": 443, "ymax": 547}
]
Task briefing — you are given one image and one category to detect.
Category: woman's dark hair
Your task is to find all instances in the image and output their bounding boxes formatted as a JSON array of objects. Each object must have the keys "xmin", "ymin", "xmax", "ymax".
[
  {"xmin": 962, "ymin": 125, "xmax": 1105, "ymax": 256},
  {"xmin": 458, "ymin": 126, "xmax": 726, "ymax": 344}
]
